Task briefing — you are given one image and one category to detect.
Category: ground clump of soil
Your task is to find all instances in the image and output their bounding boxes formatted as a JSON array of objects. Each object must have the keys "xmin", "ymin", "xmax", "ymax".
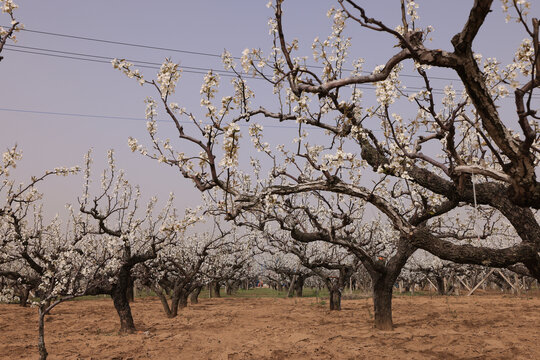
[{"xmin": 0, "ymin": 294, "xmax": 539, "ymax": 359}]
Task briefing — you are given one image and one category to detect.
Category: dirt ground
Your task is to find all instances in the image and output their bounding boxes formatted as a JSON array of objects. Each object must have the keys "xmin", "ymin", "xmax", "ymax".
[{"xmin": 0, "ymin": 294, "xmax": 539, "ymax": 359}]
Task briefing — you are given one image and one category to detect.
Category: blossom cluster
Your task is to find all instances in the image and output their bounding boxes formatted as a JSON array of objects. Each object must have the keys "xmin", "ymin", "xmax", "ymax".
[
  {"xmin": 111, "ymin": 58, "xmax": 145, "ymax": 85},
  {"xmin": 157, "ymin": 58, "xmax": 182, "ymax": 98}
]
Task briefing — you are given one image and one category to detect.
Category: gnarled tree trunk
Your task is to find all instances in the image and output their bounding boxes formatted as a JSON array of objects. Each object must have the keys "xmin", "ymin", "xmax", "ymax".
[
  {"xmin": 294, "ymin": 276, "xmax": 304, "ymax": 297},
  {"xmin": 156, "ymin": 287, "xmax": 174, "ymax": 318},
  {"xmin": 190, "ymin": 286, "xmax": 202, "ymax": 304},
  {"xmin": 226, "ymin": 281, "xmax": 235, "ymax": 295},
  {"xmin": 111, "ymin": 268, "xmax": 136, "ymax": 333},
  {"xmin": 329, "ymin": 289, "xmax": 342, "ymax": 311},
  {"xmin": 177, "ymin": 290, "xmax": 189, "ymax": 309},
  {"xmin": 210, "ymin": 281, "xmax": 221, "ymax": 298},
  {"xmin": 369, "ymin": 241, "xmax": 415, "ymax": 331},
  {"xmin": 169, "ymin": 294, "xmax": 180, "ymax": 318},
  {"xmin": 372, "ymin": 275, "xmax": 394, "ymax": 331},
  {"xmin": 126, "ymin": 276, "xmax": 135, "ymax": 303}
]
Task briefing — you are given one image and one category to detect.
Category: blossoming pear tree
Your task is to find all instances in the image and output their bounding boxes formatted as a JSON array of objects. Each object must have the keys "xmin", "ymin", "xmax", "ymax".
[
  {"xmin": 240, "ymin": 188, "xmax": 506, "ymax": 328},
  {"xmin": 265, "ymin": 230, "xmax": 359, "ymax": 311},
  {"xmin": 257, "ymin": 250, "xmax": 312, "ymax": 297},
  {"xmin": 137, "ymin": 216, "xmax": 233, "ymax": 318},
  {"xmin": 0, "ymin": 146, "xmax": 100, "ymax": 360},
  {"xmin": 113, "ymin": 0, "xmax": 539, "ymax": 330},
  {"xmin": 77, "ymin": 150, "xmax": 199, "ymax": 333},
  {"xmin": 201, "ymin": 230, "xmax": 254, "ymax": 298}
]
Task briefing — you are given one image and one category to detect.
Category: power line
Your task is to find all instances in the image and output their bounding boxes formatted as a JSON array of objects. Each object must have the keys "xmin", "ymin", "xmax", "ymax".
[
  {"xmin": 7, "ymin": 44, "xmax": 194, "ymax": 69},
  {"xmin": 3, "ymin": 45, "xmax": 458, "ymax": 96},
  {"xmin": 5, "ymin": 44, "xmax": 267, "ymax": 77},
  {"xmin": 5, "ymin": 31, "xmax": 537, "ymax": 99},
  {"xmin": 3, "ymin": 47, "xmax": 241, "ymax": 78},
  {"xmin": 0, "ymin": 107, "xmax": 390, "ymax": 133},
  {"xmin": 7, "ymin": 45, "xmax": 537, "ymax": 101},
  {"xmin": 14, "ymin": 27, "xmax": 229, "ymax": 59},
  {"xmin": 7, "ymin": 44, "xmax": 458, "ymax": 84},
  {"xmin": 0, "ymin": 107, "xmax": 324, "ymax": 130},
  {"xmin": 8, "ymin": 25, "xmax": 465, "ymax": 82}
]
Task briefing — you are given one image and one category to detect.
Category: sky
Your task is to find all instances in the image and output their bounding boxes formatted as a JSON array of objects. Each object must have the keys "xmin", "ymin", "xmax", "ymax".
[{"xmin": 0, "ymin": 0, "xmax": 537, "ymax": 220}]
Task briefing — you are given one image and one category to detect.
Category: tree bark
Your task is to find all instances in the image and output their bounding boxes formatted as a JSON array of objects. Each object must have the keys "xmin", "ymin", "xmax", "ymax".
[
  {"xmin": 126, "ymin": 276, "xmax": 134, "ymax": 303},
  {"xmin": 38, "ymin": 306, "xmax": 47, "ymax": 360},
  {"xmin": 111, "ymin": 268, "xmax": 136, "ymax": 333},
  {"xmin": 178, "ymin": 291, "xmax": 189, "ymax": 309},
  {"xmin": 169, "ymin": 294, "xmax": 180, "ymax": 318},
  {"xmin": 435, "ymin": 276, "xmax": 446, "ymax": 295},
  {"xmin": 329, "ymin": 289, "xmax": 341, "ymax": 311},
  {"xmin": 294, "ymin": 276, "xmax": 304, "ymax": 297},
  {"xmin": 156, "ymin": 287, "xmax": 173, "ymax": 318},
  {"xmin": 226, "ymin": 281, "xmax": 235, "ymax": 295},
  {"xmin": 190, "ymin": 286, "xmax": 202, "ymax": 304},
  {"xmin": 372, "ymin": 275, "xmax": 394, "ymax": 331},
  {"xmin": 287, "ymin": 275, "xmax": 297, "ymax": 298},
  {"xmin": 19, "ymin": 287, "xmax": 29, "ymax": 307},
  {"xmin": 165, "ymin": 287, "xmax": 191, "ymax": 318},
  {"xmin": 210, "ymin": 281, "xmax": 221, "ymax": 298}
]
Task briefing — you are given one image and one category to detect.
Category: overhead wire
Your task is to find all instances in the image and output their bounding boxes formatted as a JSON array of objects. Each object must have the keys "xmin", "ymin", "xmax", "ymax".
[
  {"xmin": 12, "ymin": 27, "xmax": 227, "ymax": 59},
  {"xmin": 9, "ymin": 44, "xmax": 538, "ymax": 100},
  {"xmin": 4, "ymin": 44, "xmax": 463, "ymax": 96},
  {"xmin": 3, "ymin": 25, "xmax": 538, "ymax": 128},
  {"xmin": 0, "ymin": 107, "xmax": 383, "ymax": 131},
  {"xmin": 3, "ymin": 45, "xmax": 246, "ymax": 77},
  {"xmin": 5, "ymin": 25, "xmax": 466, "ymax": 81}
]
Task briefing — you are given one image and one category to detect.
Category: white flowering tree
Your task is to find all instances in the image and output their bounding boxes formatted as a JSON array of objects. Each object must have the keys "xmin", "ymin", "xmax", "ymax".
[
  {"xmin": 266, "ymin": 230, "xmax": 359, "ymax": 310},
  {"xmin": 77, "ymin": 150, "xmax": 197, "ymax": 333},
  {"xmin": 295, "ymin": 245, "xmax": 359, "ymax": 311},
  {"xmin": 138, "ymin": 219, "xmax": 232, "ymax": 318},
  {"xmin": 201, "ymin": 231, "xmax": 254, "ymax": 298},
  {"xmin": 28, "ymin": 221, "xmax": 110, "ymax": 360},
  {"xmin": 239, "ymin": 191, "xmax": 421, "ymax": 327},
  {"xmin": 0, "ymin": 147, "xmax": 104, "ymax": 360},
  {"xmin": 257, "ymin": 248, "xmax": 312, "ymax": 297},
  {"xmin": 114, "ymin": 0, "xmax": 539, "ymax": 328},
  {"xmin": 0, "ymin": 0, "xmax": 22, "ymax": 62},
  {"xmin": 403, "ymin": 206, "xmax": 517, "ymax": 295}
]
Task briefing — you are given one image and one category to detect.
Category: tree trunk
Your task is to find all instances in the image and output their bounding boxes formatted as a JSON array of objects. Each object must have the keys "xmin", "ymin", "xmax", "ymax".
[
  {"xmin": 329, "ymin": 289, "xmax": 341, "ymax": 311},
  {"xmin": 126, "ymin": 276, "xmax": 134, "ymax": 303},
  {"xmin": 169, "ymin": 294, "xmax": 180, "ymax": 318},
  {"xmin": 166, "ymin": 287, "xmax": 190, "ymax": 318},
  {"xmin": 38, "ymin": 307, "xmax": 48, "ymax": 360},
  {"xmin": 111, "ymin": 269, "xmax": 136, "ymax": 333},
  {"xmin": 190, "ymin": 286, "xmax": 202, "ymax": 304},
  {"xmin": 287, "ymin": 275, "xmax": 297, "ymax": 298},
  {"xmin": 210, "ymin": 281, "xmax": 221, "ymax": 298},
  {"xmin": 226, "ymin": 282, "xmax": 234, "ymax": 295},
  {"xmin": 19, "ymin": 287, "xmax": 29, "ymax": 307},
  {"xmin": 373, "ymin": 276, "xmax": 394, "ymax": 331},
  {"xmin": 435, "ymin": 276, "xmax": 446, "ymax": 295},
  {"xmin": 294, "ymin": 276, "xmax": 304, "ymax": 297},
  {"xmin": 156, "ymin": 287, "xmax": 173, "ymax": 318},
  {"xmin": 178, "ymin": 292, "xmax": 189, "ymax": 309}
]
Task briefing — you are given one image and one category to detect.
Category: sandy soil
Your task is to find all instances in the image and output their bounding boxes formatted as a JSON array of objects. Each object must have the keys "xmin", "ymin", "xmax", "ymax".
[{"xmin": 0, "ymin": 294, "xmax": 539, "ymax": 359}]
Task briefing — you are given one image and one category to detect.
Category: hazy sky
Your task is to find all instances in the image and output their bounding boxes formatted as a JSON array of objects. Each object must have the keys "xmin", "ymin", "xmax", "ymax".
[{"xmin": 1, "ymin": 0, "xmax": 537, "ymax": 219}]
